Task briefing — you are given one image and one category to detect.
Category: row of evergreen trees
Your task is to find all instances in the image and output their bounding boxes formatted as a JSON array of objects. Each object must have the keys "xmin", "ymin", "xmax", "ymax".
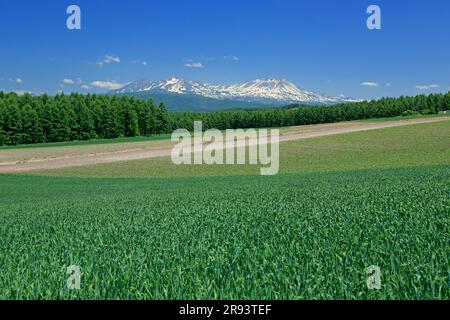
[
  {"xmin": 0, "ymin": 92, "xmax": 169, "ymax": 145},
  {"xmin": 169, "ymin": 92, "xmax": 450, "ymax": 131},
  {"xmin": 0, "ymin": 90, "xmax": 449, "ymax": 146}
]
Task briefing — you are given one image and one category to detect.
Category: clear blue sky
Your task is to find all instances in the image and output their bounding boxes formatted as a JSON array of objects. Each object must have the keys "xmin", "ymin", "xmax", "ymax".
[{"xmin": 0, "ymin": 0, "xmax": 449, "ymax": 99}]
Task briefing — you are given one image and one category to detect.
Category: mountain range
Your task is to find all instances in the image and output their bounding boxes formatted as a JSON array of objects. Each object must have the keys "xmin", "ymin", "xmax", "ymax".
[{"xmin": 110, "ymin": 77, "xmax": 360, "ymax": 112}]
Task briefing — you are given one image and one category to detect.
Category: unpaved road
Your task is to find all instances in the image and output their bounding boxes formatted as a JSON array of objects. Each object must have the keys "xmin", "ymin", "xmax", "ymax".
[{"xmin": 0, "ymin": 117, "xmax": 448, "ymax": 173}]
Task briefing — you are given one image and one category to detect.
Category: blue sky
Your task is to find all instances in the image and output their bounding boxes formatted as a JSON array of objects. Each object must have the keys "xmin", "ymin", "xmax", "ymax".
[{"xmin": 0, "ymin": 0, "xmax": 449, "ymax": 99}]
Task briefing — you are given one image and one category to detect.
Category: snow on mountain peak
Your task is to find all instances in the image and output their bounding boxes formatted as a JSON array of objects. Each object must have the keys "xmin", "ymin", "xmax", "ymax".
[{"xmin": 112, "ymin": 77, "xmax": 359, "ymax": 105}]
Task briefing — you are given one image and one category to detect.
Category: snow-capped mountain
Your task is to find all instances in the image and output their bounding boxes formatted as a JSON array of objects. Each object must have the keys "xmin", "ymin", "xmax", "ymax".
[{"xmin": 111, "ymin": 77, "xmax": 358, "ymax": 105}]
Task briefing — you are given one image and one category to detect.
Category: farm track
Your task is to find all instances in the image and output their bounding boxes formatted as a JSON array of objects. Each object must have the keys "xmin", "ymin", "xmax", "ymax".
[{"xmin": 0, "ymin": 117, "xmax": 448, "ymax": 173}]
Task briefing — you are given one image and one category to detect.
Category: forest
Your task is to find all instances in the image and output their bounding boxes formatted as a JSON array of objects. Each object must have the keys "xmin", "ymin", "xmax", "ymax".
[{"xmin": 0, "ymin": 90, "xmax": 449, "ymax": 145}]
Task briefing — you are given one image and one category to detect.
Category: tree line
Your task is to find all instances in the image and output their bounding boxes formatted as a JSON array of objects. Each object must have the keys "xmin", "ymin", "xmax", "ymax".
[
  {"xmin": 169, "ymin": 92, "xmax": 450, "ymax": 131},
  {"xmin": 0, "ymin": 90, "xmax": 449, "ymax": 146},
  {"xmin": 0, "ymin": 92, "xmax": 169, "ymax": 145}
]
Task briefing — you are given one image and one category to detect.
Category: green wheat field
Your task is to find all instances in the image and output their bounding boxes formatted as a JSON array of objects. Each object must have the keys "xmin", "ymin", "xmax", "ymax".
[{"xmin": 0, "ymin": 121, "xmax": 449, "ymax": 299}]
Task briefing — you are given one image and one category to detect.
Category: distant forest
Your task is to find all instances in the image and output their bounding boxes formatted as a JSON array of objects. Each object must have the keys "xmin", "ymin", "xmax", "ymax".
[{"xmin": 0, "ymin": 90, "xmax": 449, "ymax": 145}]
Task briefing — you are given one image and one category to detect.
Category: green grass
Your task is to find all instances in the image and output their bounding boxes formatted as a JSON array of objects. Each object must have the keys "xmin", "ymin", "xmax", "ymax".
[
  {"xmin": 356, "ymin": 113, "xmax": 450, "ymax": 122},
  {"xmin": 0, "ymin": 134, "xmax": 171, "ymax": 150},
  {"xmin": 32, "ymin": 121, "xmax": 450, "ymax": 178},
  {"xmin": 0, "ymin": 166, "xmax": 449, "ymax": 299},
  {"xmin": 1, "ymin": 120, "xmax": 449, "ymax": 300},
  {"xmin": 2, "ymin": 114, "xmax": 448, "ymax": 151}
]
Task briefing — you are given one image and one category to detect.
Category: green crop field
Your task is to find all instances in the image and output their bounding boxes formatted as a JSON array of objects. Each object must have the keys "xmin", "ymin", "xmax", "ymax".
[
  {"xmin": 0, "ymin": 166, "xmax": 449, "ymax": 299},
  {"xmin": 0, "ymin": 121, "xmax": 449, "ymax": 300},
  {"xmin": 32, "ymin": 121, "xmax": 450, "ymax": 178}
]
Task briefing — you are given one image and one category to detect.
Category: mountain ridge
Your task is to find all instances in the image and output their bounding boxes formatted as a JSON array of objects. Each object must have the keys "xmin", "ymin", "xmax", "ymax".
[{"xmin": 110, "ymin": 77, "xmax": 360, "ymax": 111}]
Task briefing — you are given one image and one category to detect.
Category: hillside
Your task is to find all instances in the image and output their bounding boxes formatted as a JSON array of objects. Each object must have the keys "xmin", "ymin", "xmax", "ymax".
[{"xmin": 112, "ymin": 91, "xmax": 268, "ymax": 112}]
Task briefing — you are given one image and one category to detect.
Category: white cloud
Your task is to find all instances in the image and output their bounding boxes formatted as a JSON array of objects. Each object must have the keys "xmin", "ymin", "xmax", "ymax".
[
  {"xmin": 81, "ymin": 84, "xmax": 92, "ymax": 90},
  {"xmin": 62, "ymin": 78, "xmax": 84, "ymax": 88},
  {"xmin": 361, "ymin": 81, "xmax": 380, "ymax": 87},
  {"xmin": 104, "ymin": 55, "xmax": 120, "ymax": 63},
  {"xmin": 97, "ymin": 55, "xmax": 121, "ymax": 66},
  {"xmin": 184, "ymin": 62, "xmax": 204, "ymax": 68},
  {"xmin": 415, "ymin": 84, "xmax": 440, "ymax": 90},
  {"xmin": 224, "ymin": 55, "xmax": 239, "ymax": 61},
  {"xmin": 131, "ymin": 60, "xmax": 149, "ymax": 66},
  {"xmin": 385, "ymin": 83, "xmax": 392, "ymax": 87},
  {"xmin": 90, "ymin": 80, "xmax": 124, "ymax": 90},
  {"xmin": 5, "ymin": 77, "xmax": 23, "ymax": 83}
]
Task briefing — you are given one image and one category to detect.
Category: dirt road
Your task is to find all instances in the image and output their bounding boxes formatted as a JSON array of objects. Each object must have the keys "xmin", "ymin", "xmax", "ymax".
[{"xmin": 0, "ymin": 117, "xmax": 448, "ymax": 173}]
